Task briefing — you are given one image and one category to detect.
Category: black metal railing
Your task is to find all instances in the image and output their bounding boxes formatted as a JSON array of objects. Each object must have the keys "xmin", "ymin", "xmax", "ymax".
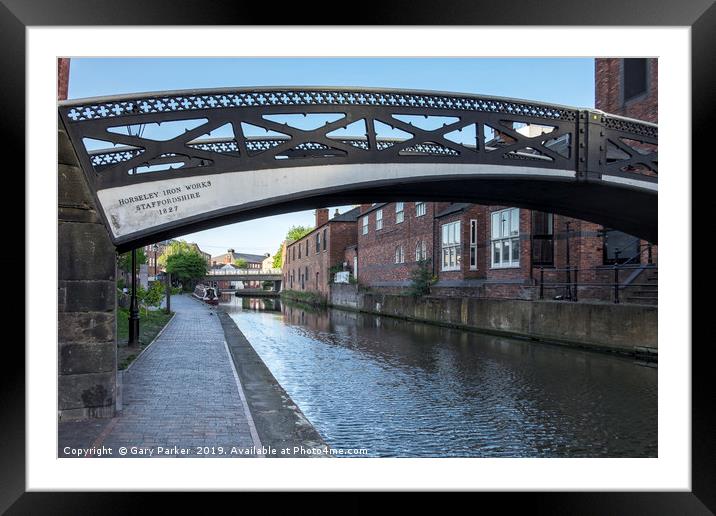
[{"xmin": 537, "ymin": 257, "xmax": 657, "ymax": 305}]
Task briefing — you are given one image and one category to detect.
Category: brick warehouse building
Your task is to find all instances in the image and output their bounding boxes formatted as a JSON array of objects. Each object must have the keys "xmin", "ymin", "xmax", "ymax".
[
  {"xmin": 287, "ymin": 58, "xmax": 657, "ymax": 303},
  {"xmin": 210, "ymin": 249, "xmax": 268, "ymax": 290},
  {"xmin": 283, "ymin": 207, "xmax": 361, "ymax": 297}
]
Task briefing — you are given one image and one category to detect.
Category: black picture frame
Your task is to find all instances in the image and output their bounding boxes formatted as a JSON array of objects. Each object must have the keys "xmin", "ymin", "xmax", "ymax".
[{"xmin": 6, "ymin": 0, "xmax": 710, "ymax": 512}]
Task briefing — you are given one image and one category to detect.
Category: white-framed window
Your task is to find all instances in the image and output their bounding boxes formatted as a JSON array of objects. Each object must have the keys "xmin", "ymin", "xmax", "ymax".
[
  {"xmin": 415, "ymin": 240, "xmax": 427, "ymax": 261},
  {"xmin": 395, "ymin": 202, "xmax": 404, "ymax": 224},
  {"xmin": 395, "ymin": 245, "xmax": 405, "ymax": 264},
  {"xmin": 469, "ymin": 219, "xmax": 478, "ymax": 270},
  {"xmin": 441, "ymin": 221, "xmax": 461, "ymax": 271},
  {"xmin": 362, "ymin": 216, "xmax": 369, "ymax": 235},
  {"xmin": 415, "ymin": 202, "xmax": 426, "ymax": 217},
  {"xmin": 376, "ymin": 209, "xmax": 383, "ymax": 230},
  {"xmin": 491, "ymin": 208, "xmax": 520, "ymax": 268}
]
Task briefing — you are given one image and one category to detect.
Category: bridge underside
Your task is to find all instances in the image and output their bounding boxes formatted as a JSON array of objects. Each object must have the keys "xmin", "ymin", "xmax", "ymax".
[{"xmin": 115, "ymin": 173, "xmax": 656, "ymax": 253}]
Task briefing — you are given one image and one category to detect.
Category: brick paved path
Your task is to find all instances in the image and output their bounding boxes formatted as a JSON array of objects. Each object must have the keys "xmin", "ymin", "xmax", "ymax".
[{"xmin": 61, "ymin": 295, "xmax": 261, "ymax": 457}]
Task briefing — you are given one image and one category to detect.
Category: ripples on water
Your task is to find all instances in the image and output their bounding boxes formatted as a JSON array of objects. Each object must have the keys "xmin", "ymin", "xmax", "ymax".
[{"xmin": 221, "ymin": 295, "xmax": 657, "ymax": 458}]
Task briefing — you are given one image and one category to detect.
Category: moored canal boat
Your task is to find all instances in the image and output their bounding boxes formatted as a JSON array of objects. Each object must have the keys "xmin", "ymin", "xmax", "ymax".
[{"xmin": 193, "ymin": 284, "xmax": 219, "ymax": 305}]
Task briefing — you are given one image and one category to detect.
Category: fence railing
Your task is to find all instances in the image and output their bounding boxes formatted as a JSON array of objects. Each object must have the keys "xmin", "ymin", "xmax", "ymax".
[
  {"xmin": 537, "ymin": 262, "xmax": 657, "ymax": 304},
  {"xmin": 206, "ymin": 268, "xmax": 282, "ymax": 276}
]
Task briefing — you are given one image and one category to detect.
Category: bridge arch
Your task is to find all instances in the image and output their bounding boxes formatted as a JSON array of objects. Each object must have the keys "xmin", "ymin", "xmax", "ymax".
[{"xmin": 59, "ymin": 87, "xmax": 657, "ymax": 250}]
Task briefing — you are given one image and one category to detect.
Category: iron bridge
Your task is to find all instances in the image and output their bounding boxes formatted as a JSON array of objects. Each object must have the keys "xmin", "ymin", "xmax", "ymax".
[{"xmin": 58, "ymin": 87, "xmax": 658, "ymax": 250}]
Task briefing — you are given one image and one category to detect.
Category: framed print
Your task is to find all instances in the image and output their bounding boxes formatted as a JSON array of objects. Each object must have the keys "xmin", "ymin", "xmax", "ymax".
[{"xmin": 6, "ymin": 0, "xmax": 712, "ymax": 512}]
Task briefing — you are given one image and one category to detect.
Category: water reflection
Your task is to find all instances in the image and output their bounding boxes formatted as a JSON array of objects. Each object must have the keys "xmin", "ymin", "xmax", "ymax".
[{"xmin": 221, "ymin": 297, "xmax": 657, "ymax": 458}]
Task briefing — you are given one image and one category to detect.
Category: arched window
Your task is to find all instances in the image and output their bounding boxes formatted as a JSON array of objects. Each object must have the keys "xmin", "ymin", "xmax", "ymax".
[
  {"xmin": 395, "ymin": 245, "xmax": 405, "ymax": 264},
  {"xmin": 415, "ymin": 240, "xmax": 427, "ymax": 261}
]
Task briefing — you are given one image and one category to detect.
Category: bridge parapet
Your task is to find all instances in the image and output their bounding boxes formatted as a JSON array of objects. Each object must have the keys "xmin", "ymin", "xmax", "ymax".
[{"xmin": 207, "ymin": 268, "xmax": 282, "ymax": 276}]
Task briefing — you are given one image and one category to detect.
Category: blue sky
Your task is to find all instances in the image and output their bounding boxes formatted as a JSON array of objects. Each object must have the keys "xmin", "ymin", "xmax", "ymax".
[{"xmin": 68, "ymin": 58, "xmax": 595, "ymax": 257}]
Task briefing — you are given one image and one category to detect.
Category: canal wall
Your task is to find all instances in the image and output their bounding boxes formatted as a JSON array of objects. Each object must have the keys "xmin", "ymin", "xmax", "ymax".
[
  {"xmin": 329, "ymin": 284, "xmax": 657, "ymax": 356},
  {"xmin": 216, "ymin": 309, "xmax": 329, "ymax": 453}
]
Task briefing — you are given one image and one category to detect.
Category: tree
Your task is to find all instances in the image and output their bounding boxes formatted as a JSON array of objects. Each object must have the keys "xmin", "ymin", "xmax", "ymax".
[
  {"xmin": 408, "ymin": 259, "xmax": 436, "ymax": 298},
  {"xmin": 234, "ymin": 257, "xmax": 248, "ymax": 269},
  {"xmin": 272, "ymin": 246, "xmax": 283, "ymax": 269},
  {"xmin": 158, "ymin": 240, "xmax": 196, "ymax": 268},
  {"xmin": 118, "ymin": 249, "xmax": 147, "ymax": 273},
  {"xmin": 287, "ymin": 225, "xmax": 313, "ymax": 242},
  {"xmin": 166, "ymin": 250, "xmax": 208, "ymax": 290},
  {"xmin": 271, "ymin": 226, "xmax": 313, "ymax": 269},
  {"xmin": 143, "ymin": 281, "xmax": 165, "ymax": 313}
]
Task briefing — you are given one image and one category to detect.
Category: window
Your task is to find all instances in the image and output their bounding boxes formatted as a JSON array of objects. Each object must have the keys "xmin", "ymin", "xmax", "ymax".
[
  {"xmin": 491, "ymin": 208, "xmax": 520, "ymax": 268},
  {"xmin": 376, "ymin": 209, "xmax": 383, "ymax": 230},
  {"xmin": 441, "ymin": 221, "xmax": 461, "ymax": 271},
  {"xmin": 415, "ymin": 202, "xmax": 426, "ymax": 217},
  {"xmin": 395, "ymin": 245, "xmax": 405, "ymax": 264},
  {"xmin": 362, "ymin": 216, "xmax": 369, "ymax": 235},
  {"xmin": 623, "ymin": 58, "xmax": 647, "ymax": 102},
  {"xmin": 531, "ymin": 212, "xmax": 554, "ymax": 266},
  {"xmin": 306, "ymin": 239, "xmax": 309, "ymax": 256},
  {"xmin": 395, "ymin": 202, "xmax": 404, "ymax": 224},
  {"xmin": 469, "ymin": 219, "xmax": 478, "ymax": 270},
  {"xmin": 415, "ymin": 240, "xmax": 427, "ymax": 261},
  {"xmin": 316, "ymin": 232, "xmax": 321, "ymax": 252},
  {"xmin": 602, "ymin": 229, "xmax": 640, "ymax": 265},
  {"xmin": 323, "ymin": 228, "xmax": 327, "ymax": 251},
  {"xmin": 298, "ymin": 244, "xmax": 301, "ymax": 259}
]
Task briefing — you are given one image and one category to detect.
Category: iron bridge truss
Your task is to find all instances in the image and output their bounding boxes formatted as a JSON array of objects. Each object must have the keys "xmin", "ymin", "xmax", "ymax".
[{"xmin": 58, "ymin": 87, "xmax": 657, "ymax": 247}]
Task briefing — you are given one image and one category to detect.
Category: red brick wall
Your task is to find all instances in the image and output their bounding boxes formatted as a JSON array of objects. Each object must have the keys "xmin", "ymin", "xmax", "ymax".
[
  {"xmin": 284, "ymin": 220, "xmax": 356, "ymax": 296},
  {"xmin": 595, "ymin": 58, "xmax": 657, "ymax": 123},
  {"xmin": 357, "ymin": 202, "xmax": 435, "ymax": 288},
  {"xmin": 58, "ymin": 58, "xmax": 70, "ymax": 101}
]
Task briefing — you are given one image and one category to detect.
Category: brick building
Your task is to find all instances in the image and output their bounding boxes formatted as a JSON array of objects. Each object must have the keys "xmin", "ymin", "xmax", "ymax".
[
  {"xmin": 320, "ymin": 59, "xmax": 658, "ymax": 303},
  {"xmin": 283, "ymin": 207, "xmax": 360, "ymax": 297},
  {"xmin": 210, "ymin": 249, "xmax": 268, "ymax": 289},
  {"xmin": 211, "ymin": 249, "xmax": 266, "ymax": 269},
  {"xmin": 142, "ymin": 240, "xmax": 211, "ymax": 280}
]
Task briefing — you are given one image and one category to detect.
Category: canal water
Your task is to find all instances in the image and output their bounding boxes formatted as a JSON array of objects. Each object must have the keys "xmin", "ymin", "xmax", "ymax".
[{"xmin": 221, "ymin": 295, "xmax": 657, "ymax": 458}]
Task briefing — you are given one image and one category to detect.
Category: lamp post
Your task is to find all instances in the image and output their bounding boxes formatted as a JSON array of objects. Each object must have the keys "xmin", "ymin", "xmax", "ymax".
[
  {"xmin": 128, "ymin": 248, "xmax": 140, "ymax": 346},
  {"xmin": 152, "ymin": 243, "xmax": 159, "ymax": 281}
]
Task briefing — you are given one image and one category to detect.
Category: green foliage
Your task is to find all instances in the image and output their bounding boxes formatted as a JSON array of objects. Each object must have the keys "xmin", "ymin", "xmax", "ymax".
[
  {"xmin": 272, "ymin": 247, "xmax": 283, "ymax": 268},
  {"xmin": 117, "ymin": 278, "xmax": 126, "ymax": 291},
  {"xmin": 286, "ymin": 225, "xmax": 313, "ymax": 242},
  {"xmin": 117, "ymin": 249, "xmax": 147, "ymax": 273},
  {"xmin": 166, "ymin": 248, "xmax": 208, "ymax": 288},
  {"xmin": 280, "ymin": 289, "xmax": 327, "ymax": 306},
  {"xmin": 158, "ymin": 240, "xmax": 196, "ymax": 268},
  {"xmin": 408, "ymin": 259, "xmax": 436, "ymax": 298},
  {"xmin": 144, "ymin": 281, "xmax": 164, "ymax": 310},
  {"xmin": 234, "ymin": 257, "xmax": 248, "ymax": 269},
  {"xmin": 270, "ymin": 226, "xmax": 313, "ymax": 271}
]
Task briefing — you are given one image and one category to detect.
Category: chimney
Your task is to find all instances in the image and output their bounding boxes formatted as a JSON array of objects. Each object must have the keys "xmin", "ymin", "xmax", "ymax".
[
  {"xmin": 334, "ymin": 209, "xmax": 340, "ymax": 218},
  {"xmin": 315, "ymin": 208, "xmax": 329, "ymax": 227},
  {"xmin": 359, "ymin": 204, "xmax": 372, "ymax": 214}
]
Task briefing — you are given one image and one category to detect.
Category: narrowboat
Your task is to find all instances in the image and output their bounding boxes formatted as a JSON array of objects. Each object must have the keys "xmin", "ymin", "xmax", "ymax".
[{"xmin": 193, "ymin": 284, "xmax": 219, "ymax": 305}]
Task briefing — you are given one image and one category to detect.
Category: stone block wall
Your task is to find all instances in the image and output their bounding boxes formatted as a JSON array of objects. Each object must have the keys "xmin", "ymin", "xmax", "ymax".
[{"xmin": 58, "ymin": 122, "xmax": 117, "ymax": 421}]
